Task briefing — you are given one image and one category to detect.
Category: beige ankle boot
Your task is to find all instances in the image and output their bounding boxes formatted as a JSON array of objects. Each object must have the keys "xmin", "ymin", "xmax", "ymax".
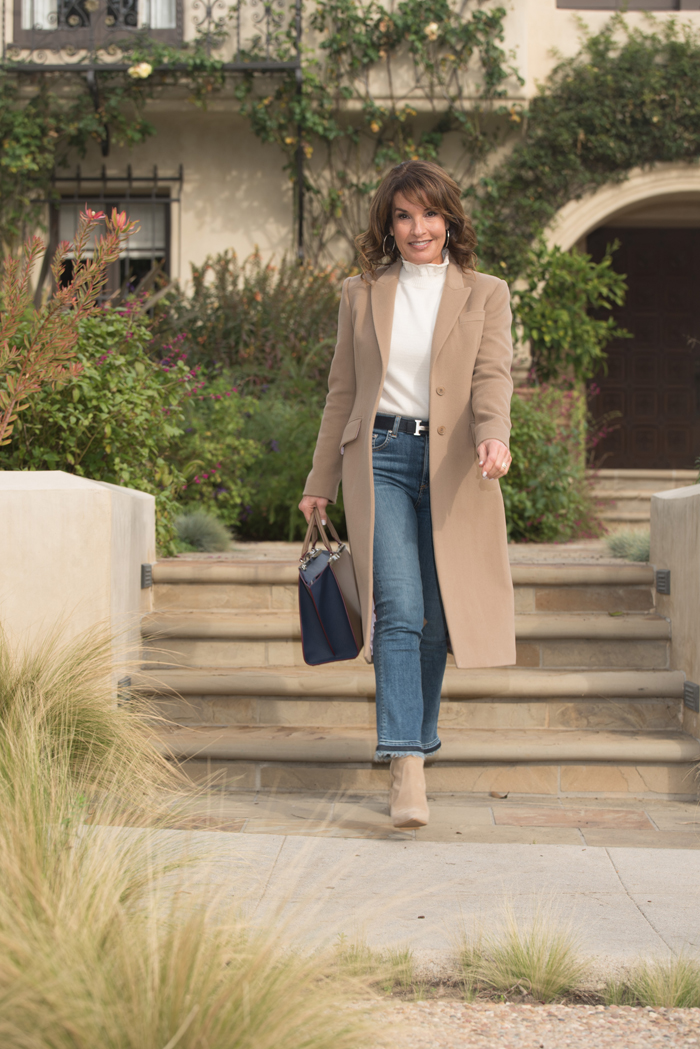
[{"xmin": 389, "ymin": 756, "xmax": 429, "ymax": 828}]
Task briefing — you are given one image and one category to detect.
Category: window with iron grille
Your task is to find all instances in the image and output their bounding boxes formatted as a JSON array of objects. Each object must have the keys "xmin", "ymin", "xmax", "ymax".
[
  {"xmin": 56, "ymin": 199, "xmax": 169, "ymax": 293},
  {"xmin": 42, "ymin": 166, "xmax": 183, "ymax": 298},
  {"xmin": 15, "ymin": 0, "xmax": 181, "ymax": 46}
]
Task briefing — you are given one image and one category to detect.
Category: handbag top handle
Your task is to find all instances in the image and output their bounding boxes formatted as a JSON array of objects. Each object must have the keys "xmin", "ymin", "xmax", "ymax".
[{"xmin": 300, "ymin": 506, "xmax": 344, "ymax": 564}]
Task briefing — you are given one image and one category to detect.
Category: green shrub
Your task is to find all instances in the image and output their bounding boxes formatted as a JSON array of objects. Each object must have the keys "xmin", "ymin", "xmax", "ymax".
[
  {"xmin": 2, "ymin": 308, "xmax": 193, "ymax": 552},
  {"xmin": 502, "ymin": 386, "xmax": 600, "ymax": 543},
  {"xmin": 152, "ymin": 250, "xmax": 345, "ymax": 393},
  {"xmin": 168, "ymin": 371, "xmax": 260, "ymax": 530},
  {"xmin": 237, "ymin": 390, "xmax": 346, "ymax": 542},
  {"xmin": 174, "ymin": 510, "xmax": 231, "ymax": 552},
  {"xmin": 513, "ymin": 241, "xmax": 630, "ymax": 385}
]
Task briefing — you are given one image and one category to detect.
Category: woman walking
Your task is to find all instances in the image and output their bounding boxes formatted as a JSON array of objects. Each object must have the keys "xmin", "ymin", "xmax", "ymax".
[{"xmin": 299, "ymin": 160, "xmax": 515, "ymax": 829}]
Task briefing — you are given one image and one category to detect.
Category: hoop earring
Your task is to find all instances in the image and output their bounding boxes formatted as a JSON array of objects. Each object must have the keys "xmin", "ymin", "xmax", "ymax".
[
  {"xmin": 382, "ymin": 233, "xmax": 395, "ymax": 257},
  {"xmin": 444, "ymin": 228, "xmax": 451, "ymax": 250}
]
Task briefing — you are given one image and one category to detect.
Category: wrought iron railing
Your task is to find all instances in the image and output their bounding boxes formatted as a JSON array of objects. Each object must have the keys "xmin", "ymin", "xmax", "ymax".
[{"xmin": 6, "ymin": 0, "xmax": 301, "ymax": 68}]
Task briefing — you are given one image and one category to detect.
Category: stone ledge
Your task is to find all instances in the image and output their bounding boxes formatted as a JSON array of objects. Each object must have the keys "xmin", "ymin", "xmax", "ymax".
[
  {"xmin": 152, "ymin": 724, "xmax": 700, "ymax": 764},
  {"xmin": 141, "ymin": 610, "xmax": 670, "ymax": 641},
  {"xmin": 136, "ymin": 666, "xmax": 685, "ymax": 699},
  {"xmin": 153, "ymin": 562, "xmax": 655, "ymax": 587}
]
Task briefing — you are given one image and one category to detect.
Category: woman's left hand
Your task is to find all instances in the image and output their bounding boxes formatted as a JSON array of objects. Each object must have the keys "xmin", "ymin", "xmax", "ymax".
[{"xmin": 477, "ymin": 439, "xmax": 512, "ymax": 480}]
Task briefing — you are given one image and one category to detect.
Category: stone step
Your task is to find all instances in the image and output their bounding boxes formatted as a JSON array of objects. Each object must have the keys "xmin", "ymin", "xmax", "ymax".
[
  {"xmin": 173, "ymin": 755, "xmax": 699, "ymax": 798},
  {"xmin": 149, "ymin": 692, "xmax": 681, "ymax": 733},
  {"xmin": 152, "ymin": 562, "xmax": 655, "ymax": 614},
  {"xmin": 137, "ymin": 665, "xmax": 684, "ymax": 700},
  {"xmin": 151, "ymin": 724, "xmax": 700, "ymax": 798},
  {"xmin": 141, "ymin": 610, "xmax": 669, "ymax": 641},
  {"xmin": 139, "ymin": 666, "xmax": 684, "ymax": 732},
  {"xmin": 591, "ymin": 489, "xmax": 659, "ymax": 503},
  {"xmin": 598, "ymin": 510, "xmax": 653, "ymax": 523},
  {"xmin": 592, "ymin": 489, "xmax": 652, "ymax": 501},
  {"xmin": 142, "ymin": 611, "xmax": 670, "ymax": 671},
  {"xmin": 153, "ymin": 562, "xmax": 655, "ymax": 586},
  {"xmin": 153, "ymin": 724, "xmax": 700, "ymax": 765},
  {"xmin": 587, "ymin": 470, "xmax": 696, "ymax": 527},
  {"xmin": 587, "ymin": 468, "xmax": 697, "ymax": 493}
]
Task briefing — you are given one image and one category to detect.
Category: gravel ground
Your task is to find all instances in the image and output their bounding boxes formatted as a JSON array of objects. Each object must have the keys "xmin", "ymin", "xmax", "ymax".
[{"xmin": 369, "ymin": 1001, "xmax": 700, "ymax": 1047}]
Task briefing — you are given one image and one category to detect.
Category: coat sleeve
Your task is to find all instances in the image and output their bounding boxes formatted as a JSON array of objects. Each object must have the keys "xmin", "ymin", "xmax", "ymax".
[
  {"xmin": 471, "ymin": 277, "xmax": 514, "ymax": 450},
  {"xmin": 303, "ymin": 277, "xmax": 357, "ymax": 503}
]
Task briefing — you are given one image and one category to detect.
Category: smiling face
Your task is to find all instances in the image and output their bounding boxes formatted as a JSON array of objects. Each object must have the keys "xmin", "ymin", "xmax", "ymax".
[{"xmin": 389, "ymin": 190, "xmax": 448, "ymax": 266}]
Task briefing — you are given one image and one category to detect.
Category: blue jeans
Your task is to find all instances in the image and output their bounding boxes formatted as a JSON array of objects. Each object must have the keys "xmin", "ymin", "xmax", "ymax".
[{"xmin": 372, "ymin": 418, "xmax": 448, "ymax": 762}]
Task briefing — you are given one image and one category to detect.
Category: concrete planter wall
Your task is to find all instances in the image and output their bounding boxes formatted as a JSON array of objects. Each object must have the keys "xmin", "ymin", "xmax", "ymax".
[
  {"xmin": 651, "ymin": 483, "xmax": 700, "ymax": 741},
  {"xmin": 0, "ymin": 471, "xmax": 155, "ymax": 682}
]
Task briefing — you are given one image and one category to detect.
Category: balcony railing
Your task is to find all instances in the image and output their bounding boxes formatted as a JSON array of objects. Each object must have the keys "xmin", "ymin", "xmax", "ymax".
[{"xmin": 6, "ymin": 0, "xmax": 301, "ymax": 68}]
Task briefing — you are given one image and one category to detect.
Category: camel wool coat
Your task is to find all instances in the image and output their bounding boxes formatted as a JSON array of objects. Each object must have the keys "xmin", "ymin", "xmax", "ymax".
[{"xmin": 303, "ymin": 258, "xmax": 516, "ymax": 670}]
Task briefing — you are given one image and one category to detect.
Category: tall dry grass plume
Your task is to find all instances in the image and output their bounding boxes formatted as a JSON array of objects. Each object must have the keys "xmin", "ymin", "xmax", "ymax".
[{"xmin": 0, "ymin": 626, "xmax": 371, "ymax": 1048}]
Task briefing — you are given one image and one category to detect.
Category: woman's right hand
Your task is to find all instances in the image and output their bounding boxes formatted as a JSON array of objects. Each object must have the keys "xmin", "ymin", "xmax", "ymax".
[{"xmin": 298, "ymin": 495, "xmax": 329, "ymax": 525}]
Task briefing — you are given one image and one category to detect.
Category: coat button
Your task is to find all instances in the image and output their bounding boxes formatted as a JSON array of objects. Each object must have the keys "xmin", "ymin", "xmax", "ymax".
[
  {"xmin": 436, "ymin": 386, "xmax": 445, "ymax": 396},
  {"xmin": 437, "ymin": 425, "xmax": 446, "ymax": 435}
]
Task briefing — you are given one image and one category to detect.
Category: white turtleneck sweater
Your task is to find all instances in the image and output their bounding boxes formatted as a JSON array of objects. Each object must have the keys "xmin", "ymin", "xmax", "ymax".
[{"xmin": 377, "ymin": 253, "xmax": 449, "ymax": 421}]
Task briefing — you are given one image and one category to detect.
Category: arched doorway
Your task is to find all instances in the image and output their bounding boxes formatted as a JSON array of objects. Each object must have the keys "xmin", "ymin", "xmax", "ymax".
[
  {"xmin": 546, "ymin": 168, "xmax": 700, "ymax": 470},
  {"xmin": 587, "ymin": 222, "xmax": 700, "ymax": 468}
]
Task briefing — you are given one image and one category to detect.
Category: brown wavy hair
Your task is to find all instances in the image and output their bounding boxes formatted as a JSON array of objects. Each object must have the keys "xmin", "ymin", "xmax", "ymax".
[{"xmin": 355, "ymin": 160, "xmax": 477, "ymax": 278}]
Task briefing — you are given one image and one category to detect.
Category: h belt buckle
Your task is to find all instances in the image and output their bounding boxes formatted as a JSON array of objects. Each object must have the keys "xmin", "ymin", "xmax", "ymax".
[{"xmin": 413, "ymin": 419, "xmax": 426, "ymax": 436}]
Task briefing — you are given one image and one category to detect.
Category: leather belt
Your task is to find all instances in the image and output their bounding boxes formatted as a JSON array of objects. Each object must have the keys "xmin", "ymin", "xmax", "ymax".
[{"xmin": 373, "ymin": 414, "xmax": 429, "ymax": 437}]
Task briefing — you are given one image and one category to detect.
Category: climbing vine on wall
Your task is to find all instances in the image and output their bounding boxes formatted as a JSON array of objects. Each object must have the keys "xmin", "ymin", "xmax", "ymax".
[
  {"xmin": 0, "ymin": 69, "xmax": 153, "ymax": 251},
  {"xmin": 0, "ymin": 32, "xmax": 229, "ymax": 252},
  {"xmin": 471, "ymin": 14, "xmax": 700, "ymax": 276},
  {"xmin": 235, "ymin": 0, "xmax": 520, "ymax": 262}
]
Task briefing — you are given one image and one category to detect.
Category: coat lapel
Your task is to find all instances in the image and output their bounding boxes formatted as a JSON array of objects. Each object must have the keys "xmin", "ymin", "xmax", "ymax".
[
  {"xmin": 370, "ymin": 261, "xmax": 400, "ymax": 371},
  {"xmin": 431, "ymin": 261, "xmax": 473, "ymax": 364}
]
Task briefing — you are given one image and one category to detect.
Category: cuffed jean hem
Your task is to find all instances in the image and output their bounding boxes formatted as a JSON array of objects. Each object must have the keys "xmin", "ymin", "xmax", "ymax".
[{"xmin": 374, "ymin": 739, "xmax": 441, "ymax": 763}]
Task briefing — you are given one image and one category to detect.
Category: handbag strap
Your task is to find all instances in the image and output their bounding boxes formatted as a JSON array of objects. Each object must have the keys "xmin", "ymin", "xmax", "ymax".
[{"xmin": 300, "ymin": 506, "xmax": 344, "ymax": 564}]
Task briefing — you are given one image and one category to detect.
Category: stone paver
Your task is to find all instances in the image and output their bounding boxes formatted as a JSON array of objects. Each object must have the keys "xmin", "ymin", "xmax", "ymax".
[{"xmin": 174, "ymin": 790, "xmax": 700, "ymax": 849}]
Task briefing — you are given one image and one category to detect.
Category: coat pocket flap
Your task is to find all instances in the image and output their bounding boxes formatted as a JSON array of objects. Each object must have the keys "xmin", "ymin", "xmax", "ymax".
[
  {"xmin": 340, "ymin": 418, "xmax": 362, "ymax": 451},
  {"xmin": 460, "ymin": 310, "xmax": 486, "ymax": 322}
]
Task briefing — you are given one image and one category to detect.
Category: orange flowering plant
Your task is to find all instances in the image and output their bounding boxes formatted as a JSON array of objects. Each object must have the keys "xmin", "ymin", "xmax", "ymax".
[{"xmin": 0, "ymin": 207, "xmax": 136, "ymax": 447}]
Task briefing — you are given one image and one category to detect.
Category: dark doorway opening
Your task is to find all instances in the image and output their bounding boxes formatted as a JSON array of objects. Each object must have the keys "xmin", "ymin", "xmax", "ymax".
[{"xmin": 587, "ymin": 226, "xmax": 700, "ymax": 469}]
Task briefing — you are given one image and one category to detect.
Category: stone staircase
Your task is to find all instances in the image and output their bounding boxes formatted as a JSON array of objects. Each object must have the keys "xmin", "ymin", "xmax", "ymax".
[
  {"xmin": 588, "ymin": 468, "xmax": 697, "ymax": 531},
  {"xmin": 138, "ymin": 558, "xmax": 700, "ymax": 799}
]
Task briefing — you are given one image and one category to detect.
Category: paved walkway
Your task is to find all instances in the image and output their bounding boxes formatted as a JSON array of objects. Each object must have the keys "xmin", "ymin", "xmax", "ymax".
[{"xmin": 159, "ymin": 790, "xmax": 700, "ymax": 979}]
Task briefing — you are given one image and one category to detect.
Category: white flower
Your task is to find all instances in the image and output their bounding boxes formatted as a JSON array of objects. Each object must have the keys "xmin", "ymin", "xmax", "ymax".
[
  {"xmin": 127, "ymin": 61, "xmax": 153, "ymax": 79},
  {"xmin": 424, "ymin": 22, "xmax": 439, "ymax": 42}
]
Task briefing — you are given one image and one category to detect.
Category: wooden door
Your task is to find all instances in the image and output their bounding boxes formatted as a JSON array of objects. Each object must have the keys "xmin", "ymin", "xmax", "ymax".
[{"xmin": 587, "ymin": 227, "xmax": 700, "ymax": 469}]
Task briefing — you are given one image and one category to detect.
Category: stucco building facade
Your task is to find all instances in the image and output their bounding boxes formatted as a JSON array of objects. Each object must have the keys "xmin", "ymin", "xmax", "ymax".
[{"xmin": 4, "ymin": 0, "xmax": 700, "ymax": 470}]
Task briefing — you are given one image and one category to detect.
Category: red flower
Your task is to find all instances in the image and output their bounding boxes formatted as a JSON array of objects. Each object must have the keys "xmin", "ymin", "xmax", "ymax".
[{"xmin": 111, "ymin": 209, "xmax": 129, "ymax": 231}]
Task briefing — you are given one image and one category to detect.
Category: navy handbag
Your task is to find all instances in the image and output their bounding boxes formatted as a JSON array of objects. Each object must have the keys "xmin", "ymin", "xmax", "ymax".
[{"xmin": 298, "ymin": 508, "xmax": 363, "ymax": 666}]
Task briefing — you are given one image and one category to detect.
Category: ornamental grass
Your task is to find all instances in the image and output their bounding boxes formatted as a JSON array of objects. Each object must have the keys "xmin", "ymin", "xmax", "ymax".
[
  {"xmin": 606, "ymin": 528, "xmax": 650, "ymax": 563},
  {"xmin": 605, "ymin": 954, "xmax": 700, "ymax": 1008},
  {"xmin": 0, "ymin": 625, "xmax": 370, "ymax": 1049},
  {"xmin": 459, "ymin": 903, "xmax": 587, "ymax": 1003}
]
